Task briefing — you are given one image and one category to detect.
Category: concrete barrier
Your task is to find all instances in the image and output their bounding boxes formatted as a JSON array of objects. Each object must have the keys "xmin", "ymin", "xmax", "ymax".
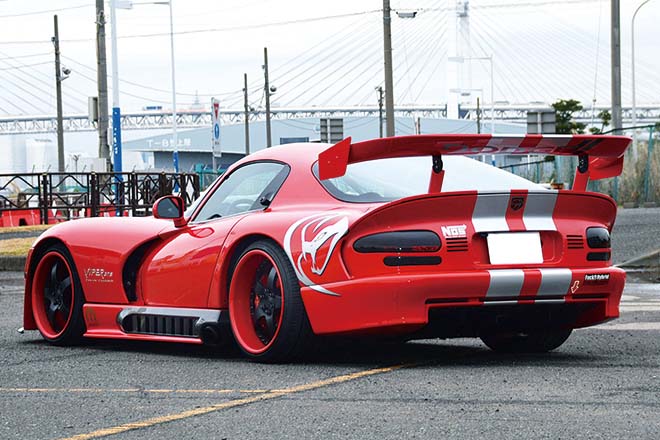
[{"xmin": 0, "ymin": 256, "xmax": 26, "ymax": 272}]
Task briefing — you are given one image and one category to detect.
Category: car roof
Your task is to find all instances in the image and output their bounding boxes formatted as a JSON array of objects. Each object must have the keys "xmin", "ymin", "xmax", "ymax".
[{"xmin": 237, "ymin": 142, "xmax": 332, "ymax": 169}]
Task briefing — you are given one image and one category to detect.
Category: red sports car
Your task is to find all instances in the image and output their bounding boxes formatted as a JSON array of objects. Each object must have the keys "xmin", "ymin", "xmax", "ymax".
[{"xmin": 22, "ymin": 134, "xmax": 630, "ymax": 362}]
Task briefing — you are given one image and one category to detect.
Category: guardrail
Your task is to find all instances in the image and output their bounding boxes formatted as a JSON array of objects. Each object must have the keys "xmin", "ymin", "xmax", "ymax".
[{"xmin": 0, "ymin": 172, "xmax": 200, "ymax": 225}]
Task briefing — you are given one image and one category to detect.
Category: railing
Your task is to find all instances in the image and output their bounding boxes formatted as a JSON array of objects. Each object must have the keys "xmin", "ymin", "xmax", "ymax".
[{"xmin": 0, "ymin": 172, "xmax": 200, "ymax": 224}]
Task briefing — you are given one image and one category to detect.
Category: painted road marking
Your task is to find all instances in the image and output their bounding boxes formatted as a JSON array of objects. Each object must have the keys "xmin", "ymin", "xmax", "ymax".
[
  {"xmin": 593, "ymin": 322, "xmax": 660, "ymax": 331},
  {"xmin": 0, "ymin": 387, "xmax": 269, "ymax": 395},
  {"xmin": 59, "ymin": 364, "xmax": 408, "ymax": 440}
]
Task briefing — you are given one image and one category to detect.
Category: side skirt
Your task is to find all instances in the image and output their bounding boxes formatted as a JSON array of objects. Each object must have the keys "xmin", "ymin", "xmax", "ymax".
[{"xmin": 82, "ymin": 304, "xmax": 228, "ymax": 345}]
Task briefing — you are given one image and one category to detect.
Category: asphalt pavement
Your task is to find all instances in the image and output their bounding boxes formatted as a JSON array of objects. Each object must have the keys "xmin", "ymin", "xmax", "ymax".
[
  {"xmin": 1, "ymin": 270, "xmax": 659, "ymax": 440},
  {"xmin": 613, "ymin": 206, "xmax": 660, "ymax": 264}
]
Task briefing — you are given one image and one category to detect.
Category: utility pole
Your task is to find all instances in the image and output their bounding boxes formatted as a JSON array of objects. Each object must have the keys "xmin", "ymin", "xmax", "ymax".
[
  {"xmin": 382, "ymin": 0, "xmax": 395, "ymax": 137},
  {"xmin": 243, "ymin": 73, "xmax": 250, "ymax": 155},
  {"xmin": 376, "ymin": 86, "xmax": 384, "ymax": 138},
  {"xmin": 264, "ymin": 47, "xmax": 272, "ymax": 148},
  {"xmin": 611, "ymin": 0, "xmax": 622, "ymax": 133},
  {"xmin": 95, "ymin": 0, "xmax": 110, "ymax": 169},
  {"xmin": 52, "ymin": 15, "xmax": 65, "ymax": 172}
]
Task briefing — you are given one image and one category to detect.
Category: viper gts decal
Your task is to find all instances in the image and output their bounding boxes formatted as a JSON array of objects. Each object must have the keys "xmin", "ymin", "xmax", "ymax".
[{"xmin": 284, "ymin": 213, "xmax": 349, "ymax": 296}]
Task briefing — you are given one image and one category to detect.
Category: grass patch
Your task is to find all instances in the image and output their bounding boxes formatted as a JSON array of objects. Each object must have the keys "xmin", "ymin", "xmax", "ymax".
[
  {"xmin": 0, "ymin": 225, "xmax": 52, "ymax": 235},
  {"xmin": 0, "ymin": 237, "xmax": 34, "ymax": 257}
]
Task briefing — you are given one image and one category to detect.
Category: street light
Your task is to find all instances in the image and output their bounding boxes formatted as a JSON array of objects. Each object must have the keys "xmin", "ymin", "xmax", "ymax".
[
  {"xmin": 632, "ymin": 0, "xmax": 652, "ymax": 154},
  {"xmin": 448, "ymin": 55, "xmax": 494, "ymax": 133},
  {"xmin": 109, "ymin": 0, "xmax": 123, "ymax": 174},
  {"xmin": 113, "ymin": 0, "xmax": 178, "ymax": 172}
]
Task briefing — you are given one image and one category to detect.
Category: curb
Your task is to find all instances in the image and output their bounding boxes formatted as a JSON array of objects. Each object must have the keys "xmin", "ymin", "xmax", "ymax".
[
  {"xmin": 618, "ymin": 249, "xmax": 660, "ymax": 269},
  {"xmin": 0, "ymin": 256, "xmax": 26, "ymax": 272}
]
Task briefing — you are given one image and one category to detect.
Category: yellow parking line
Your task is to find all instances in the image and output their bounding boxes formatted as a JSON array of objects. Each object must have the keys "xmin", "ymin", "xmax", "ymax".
[
  {"xmin": 0, "ymin": 387, "xmax": 238, "ymax": 395},
  {"xmin": 59, "ymin": 364, "xmax": 409, "ymax": 440}
]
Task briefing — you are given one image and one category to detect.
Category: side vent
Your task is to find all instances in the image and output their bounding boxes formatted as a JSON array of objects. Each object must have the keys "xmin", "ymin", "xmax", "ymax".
[
  {"xmin": 567, "ymin": 235, "xmax": 584, "ymax": 249},
  {"xmin": 122, "ymin": 314, "xmax": 198, "ymax": 338},
  {"xmin": 446, "ymin": 237, "xmax": 468, "ymax": 252},
  {"xmin": 117, "ymin": 307, "xmax": 222, "ymax": 339}
]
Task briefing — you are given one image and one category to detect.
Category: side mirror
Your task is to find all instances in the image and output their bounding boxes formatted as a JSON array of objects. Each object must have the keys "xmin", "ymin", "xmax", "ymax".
[{"xmin": 153, "ymin": 195, "xmax": 187, "ymax": 228}]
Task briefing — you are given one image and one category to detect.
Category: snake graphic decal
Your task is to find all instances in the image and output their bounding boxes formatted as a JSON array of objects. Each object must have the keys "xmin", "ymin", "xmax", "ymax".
[{"xmin": 283, "ymin": 213, "xmax": 349, "ymax": 296}]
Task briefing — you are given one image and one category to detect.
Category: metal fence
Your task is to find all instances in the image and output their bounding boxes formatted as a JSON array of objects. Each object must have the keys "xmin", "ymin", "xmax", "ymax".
[
  {"xmin": 509, "ymin": 126, "xmax": 659, "ymax": 207},
  {"xmin": 0, "ymin": 172, "xmax": 200, "ymax": 224}
]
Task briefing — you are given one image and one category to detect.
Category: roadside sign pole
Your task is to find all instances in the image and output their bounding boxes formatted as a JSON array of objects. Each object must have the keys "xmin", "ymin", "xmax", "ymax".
[{"xmin": 211, "ymin": 98, "xmax": 221, "ymax": 171}]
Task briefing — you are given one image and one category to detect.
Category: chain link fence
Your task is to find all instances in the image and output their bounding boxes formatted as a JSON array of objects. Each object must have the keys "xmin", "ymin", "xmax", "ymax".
[{"xmin": 509, "ymin": 127, "xmax": 658, "ymax": 206}]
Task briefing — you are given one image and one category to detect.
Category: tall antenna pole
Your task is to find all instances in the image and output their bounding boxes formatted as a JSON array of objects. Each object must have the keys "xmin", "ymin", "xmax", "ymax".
[
  {"xmin": 53, "ymin": 15, "xmax": 65, "ymax": 172},
  {"xmin": 382, "ymin": 0, "xmax": 395, "ymax": 137}
]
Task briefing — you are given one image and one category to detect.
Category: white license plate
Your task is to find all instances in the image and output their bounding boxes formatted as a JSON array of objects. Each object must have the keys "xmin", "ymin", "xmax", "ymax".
[{"xmin": 486, "ymin": 232, "xmax": 543, "ymax": 265}]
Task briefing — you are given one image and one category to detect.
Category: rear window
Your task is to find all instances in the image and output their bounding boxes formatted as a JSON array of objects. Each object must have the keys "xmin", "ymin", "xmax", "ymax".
[{"xmin": 313, "ymin": 156, "xmax": 546, "ymax": 203}]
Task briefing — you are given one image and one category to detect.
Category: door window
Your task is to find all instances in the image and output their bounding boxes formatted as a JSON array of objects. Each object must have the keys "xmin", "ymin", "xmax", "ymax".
[{"xmin": 193, "ymin": 162, "xmax": 288, "ymax": 222}]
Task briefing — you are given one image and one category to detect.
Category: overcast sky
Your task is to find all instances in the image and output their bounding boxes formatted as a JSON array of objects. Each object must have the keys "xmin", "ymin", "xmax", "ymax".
[{"xmin": 0, "ymin": 0, "xmax": 658, "ymax": 116}]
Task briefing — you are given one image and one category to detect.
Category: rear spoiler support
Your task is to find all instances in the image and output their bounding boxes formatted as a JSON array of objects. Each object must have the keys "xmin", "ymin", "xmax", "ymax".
[
  {"xmin": 428, "ymin": 155, "xmax": 444, "ymax": 193},
  {"xmin": 573, "ymin": 154, "xmax": 590, "ymax": 191}
]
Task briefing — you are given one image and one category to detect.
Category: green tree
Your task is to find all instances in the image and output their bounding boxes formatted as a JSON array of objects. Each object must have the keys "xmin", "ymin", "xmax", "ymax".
[
  {"xmin": 552, "ymin": 99, "xmax": 586, "ymax": 134},
  {"xmin": 589, "ymin": 110, "xmax": 612, "ymax": 134}
]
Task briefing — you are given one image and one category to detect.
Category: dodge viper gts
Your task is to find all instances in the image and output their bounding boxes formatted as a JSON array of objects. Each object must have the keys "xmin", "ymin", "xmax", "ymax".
[{"xmin": 22, "ymin": 134, "xmax": 631, "ymax": 362}]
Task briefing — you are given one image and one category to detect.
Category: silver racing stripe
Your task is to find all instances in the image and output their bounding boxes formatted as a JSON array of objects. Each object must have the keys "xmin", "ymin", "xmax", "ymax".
[
  {"xmin": 485, "ymin": 134, "xmax": 524, "ymax": 148},
  {"xmin": 472, "ymin": 193, "xmax": 509, "ymax": 233},
  {"xmin": 537, "ymin": 268, "xmax": 572, "ymax": 297},
  {"xmin": 522, "ymin": 191, "xmax": 558, "ymax": 231},
  {"xmin": 486, "ymin": 269, "xmax": 525, "ymax": 298}
]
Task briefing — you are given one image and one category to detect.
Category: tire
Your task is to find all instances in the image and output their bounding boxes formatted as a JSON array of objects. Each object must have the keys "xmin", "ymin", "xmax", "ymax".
[
  {"xmin": 480, "ymin": 329, "xmax": 572, "ymax": 353},
  {"xmin": 31, "ymin": 243, "xmax": 86, "ymax": 345},
  {"xmin": 228, "ymin": 240, "xmax": 313, "ymax": 362}
]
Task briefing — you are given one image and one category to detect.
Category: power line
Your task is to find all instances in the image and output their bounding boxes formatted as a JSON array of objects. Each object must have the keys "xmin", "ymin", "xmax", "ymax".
[
  {"xmin": 0, "ymin": 52, "xmax": 51, "ymax": 61},
  {"xmin": 0, "ymin": 9, "xmax": 381, "ymax": 45},
  {"xmin": 62, "ymin": 55, "xmax": 243, "ymax": 98},
  {"xmin": 0, "ymin": 61, "xmax": 52, "ymax": 70},
  {"xmin": 0, "ymin": 4, "xmax": 90, "ymax": 19}
]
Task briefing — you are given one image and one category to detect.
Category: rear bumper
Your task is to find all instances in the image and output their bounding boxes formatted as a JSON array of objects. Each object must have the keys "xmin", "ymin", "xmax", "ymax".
[{"xmin": 301, "ymin": 267, "xmax": 625, "ymax": 335}]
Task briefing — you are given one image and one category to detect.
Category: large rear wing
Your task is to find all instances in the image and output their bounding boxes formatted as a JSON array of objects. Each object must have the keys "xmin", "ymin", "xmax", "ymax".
[{"xmin": 318, "ymin": 134, "xmax": 632, "ymax": 192}]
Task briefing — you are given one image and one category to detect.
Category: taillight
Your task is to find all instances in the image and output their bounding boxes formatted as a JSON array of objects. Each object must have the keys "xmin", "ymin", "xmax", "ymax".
[
  {"xmin": 353, "ymin": 230, "xmax": 441, "ymax": 253},
  {"xmin": 586, "ymin": 227, "xmax": 611, "ymax": 248}
]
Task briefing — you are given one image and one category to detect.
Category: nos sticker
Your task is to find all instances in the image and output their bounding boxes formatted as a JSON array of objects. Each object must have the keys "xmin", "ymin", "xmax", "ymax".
[
  {"xmin": 284, "ymin": 213, "xmax": 349, "ymax": 296},
  {"xmin": 441, "ymin": 224, "xmax": 467, "ymax": 239}
]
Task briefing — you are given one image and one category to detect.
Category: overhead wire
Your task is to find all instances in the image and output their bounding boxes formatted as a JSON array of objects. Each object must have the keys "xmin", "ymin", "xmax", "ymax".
[
  {"xmin": 0, "ymin": 9, "xmax": 381, "ymax": 45},
  {"xmin": 0, "ymin": 60, "xmax": 52, "ymax": 71},
  {"xmin": 472, "ymin": 11, "xmax": 549, "ymax": 102},
  {"xmin": 274, "ymin": 17, "xmax": 379, "ymax": 106},
  {"xmin": 285, "ymin": 26, "xmax": 387, "ymax": 106},
  {"xmin": 311, "ymin": 9, "xmax": 435, "ymax": 107},
  {"xmin": 61, "ymin": 55, "xmax": 244, "ymax": 102},
  {"xmin": 0, "ymin": 4, "xmax": 91, "ymax": 19},
  {"xmin": 0, "ymin": 50, "xmax": 89, "ymax": 111},
  {"xmin": 391, "ymin": 9, "xmax": 448, "ymax": 104},
  {"xmin": 590, "ymin": 0, "xmax": 604, "ymax": 124}
]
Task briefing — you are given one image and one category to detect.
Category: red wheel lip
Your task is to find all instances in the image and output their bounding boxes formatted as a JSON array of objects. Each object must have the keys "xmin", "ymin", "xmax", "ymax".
[
  {"xmin": 31, "ymin": 251, "xmax": 75, "ymax": 340},
  {"xmin": 229, "ymin": 249, "xmax": 284, "ymax": 355}
]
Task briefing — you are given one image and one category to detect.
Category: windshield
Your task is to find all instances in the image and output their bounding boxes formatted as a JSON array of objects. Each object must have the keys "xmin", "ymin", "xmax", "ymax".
[{"xmin": 314, "ymin": 156, "xmax": 547, "ymax": 203}]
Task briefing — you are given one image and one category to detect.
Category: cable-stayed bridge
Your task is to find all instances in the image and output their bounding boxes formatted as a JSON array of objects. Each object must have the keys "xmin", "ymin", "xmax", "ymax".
[
  {"xmin": 0, "ymin": 0, "xmax": 658, "ymax": 127},
  {"xmin": 0, "ymin": 104, "xmax": 659, "ymax": 135}
]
